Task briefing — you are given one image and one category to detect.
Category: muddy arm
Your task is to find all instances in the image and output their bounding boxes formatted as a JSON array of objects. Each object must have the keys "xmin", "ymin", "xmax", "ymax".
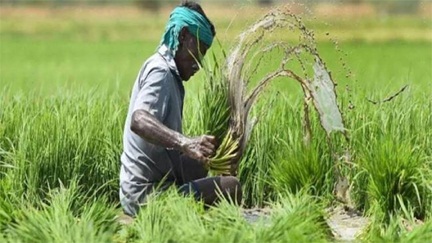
[{"xmin": 131, "ymin": 109, "xmax": 216, "ymax": 163}]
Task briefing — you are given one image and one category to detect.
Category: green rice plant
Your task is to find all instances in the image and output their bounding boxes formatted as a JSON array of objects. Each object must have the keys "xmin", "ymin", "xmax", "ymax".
[
  {"xmin": 0, "ymin": 179, "xmax": 19, "ymax": 233},
  {"xmin": 236, "ymin": 95, "xmax": 303, "ymax": 206},
  {"xmin": 362, "ymin": 211, "xmax": 432, "ymax": 242},
  {"xmin": 0, "ymin": 90, "xmax": 125, "ymax": 204},
  {"xmin": 126, "ymin": 188, "xmax": 255, "ymax": 243},
  {"xmin": 124, "ymin": 188, "xmax": 331, "ymax": 243},
  {"xmin": 356, "ymin": 142, "xmax": 431, "ymax": 220},
  {"xmin": 236, "ymin": 109, "xmax": 281, "ymax": 207},
  {"xmin": 199, "ymin": 48, "xmax": 230, "ymax": 142},
  {"xmin": 255, "ymin": 191, "xmax": 331, "ymax": 242},
  {"xmin": 226, "ymin": 92, "xmax": 337, "ymax": 206},
  {"xmin": 269, "ymin": 137, "xmax": 334, "ymax": 197},
  {"xmin": 349, "ymin": 98, "xmax": 432, "ymax": 221},
  {"xmin": 205, "ymin": 191, "xmax": 331, "ymax": 242},
  {"xmin": 5, "ymin": 179, "xmax": 119, "ymax": 243},
  {"xmin": 0, "ymin": 146, "xmax": 26, "ymax": 232},
  {"xmin": 202, "ymin": 200, "xmax": 254, "ymax": 243},
  {"xmin": 126, "ymin": 189, "xmax": 208, "ymax": 243}
]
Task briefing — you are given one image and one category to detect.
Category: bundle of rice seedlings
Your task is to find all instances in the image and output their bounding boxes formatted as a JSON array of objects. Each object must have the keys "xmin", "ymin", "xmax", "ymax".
[
  {"xmin": 201, "ymin": 8, "xmax": 347, "ymax": 176},
  {"xmin": 200, "ymin": 11, "xmax": 290, "ymax": 176}
]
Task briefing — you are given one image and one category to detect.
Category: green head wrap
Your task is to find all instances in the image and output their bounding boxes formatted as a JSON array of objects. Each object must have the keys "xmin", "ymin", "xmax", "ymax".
[{"xmin": 160, "ymin": 6, "xmax": 214, "ymax": 55}]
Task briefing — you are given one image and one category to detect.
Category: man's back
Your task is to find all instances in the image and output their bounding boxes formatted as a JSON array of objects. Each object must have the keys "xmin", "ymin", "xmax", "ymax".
[{"xmin": 120, "ymin": 45, "xmax": 184, "ymax": 208}]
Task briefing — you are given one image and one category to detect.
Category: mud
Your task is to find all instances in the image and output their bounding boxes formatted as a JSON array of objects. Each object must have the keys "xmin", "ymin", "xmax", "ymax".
[
  {"xmin": 326, "ymin": 206, "xmax": 369, "ymax": 242},
  {"xmin": 243, "ymin": 206, "xmax": 369, "ymax": 242}
]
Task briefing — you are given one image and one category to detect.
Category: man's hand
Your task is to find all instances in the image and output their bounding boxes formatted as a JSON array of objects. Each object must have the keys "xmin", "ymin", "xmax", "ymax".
[{"xmin": 180, "ymin": 135, "xmax": 217, "ymax": 164}]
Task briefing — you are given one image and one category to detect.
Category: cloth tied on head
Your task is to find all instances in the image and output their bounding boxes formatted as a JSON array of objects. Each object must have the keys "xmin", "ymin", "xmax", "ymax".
[{"xmin": 160, "ymin": 6, "xmax": 213, "ymax": 55}]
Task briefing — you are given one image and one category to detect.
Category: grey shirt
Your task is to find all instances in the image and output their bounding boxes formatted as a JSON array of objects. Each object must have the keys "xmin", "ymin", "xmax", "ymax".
[{"xmin": 120, "ymin": 45, "xmax": 184, "ymax": 204}]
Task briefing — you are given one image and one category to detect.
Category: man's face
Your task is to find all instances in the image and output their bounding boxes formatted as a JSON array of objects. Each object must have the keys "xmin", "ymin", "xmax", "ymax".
[{"xmin": 175, "ymin": 28, "xmax": 210, "ymax": 81}]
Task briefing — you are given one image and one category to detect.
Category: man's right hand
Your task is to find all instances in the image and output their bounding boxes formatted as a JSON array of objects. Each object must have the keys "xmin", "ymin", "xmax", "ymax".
[{"xmin": 180, "ymin": 135, "xmax": 217, "ymax": 164}]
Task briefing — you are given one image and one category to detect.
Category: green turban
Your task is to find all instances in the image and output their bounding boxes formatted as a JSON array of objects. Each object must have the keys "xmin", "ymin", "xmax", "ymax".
[{"xmin": 160, "ymin": 6, "xmax": 214, "ymax": 55}]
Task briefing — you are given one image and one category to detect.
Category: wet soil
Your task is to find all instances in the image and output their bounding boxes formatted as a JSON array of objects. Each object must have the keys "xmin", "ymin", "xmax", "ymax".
[
  {"xmin": 242, "ymin": 205, "xmax": 369, "ymax": 242},
  {"xmin": 326, "ymin": 206, "xmax": 369, "ymax": 242}
]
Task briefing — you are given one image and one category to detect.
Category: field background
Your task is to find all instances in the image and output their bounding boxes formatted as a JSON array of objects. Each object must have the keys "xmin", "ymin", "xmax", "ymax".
[{"xmin": 1, "ymin": 1, "xmax": 431, "ymax": 242}]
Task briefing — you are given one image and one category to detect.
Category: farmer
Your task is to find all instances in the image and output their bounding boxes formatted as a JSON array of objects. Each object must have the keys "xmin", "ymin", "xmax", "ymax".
[{"xmin": 119, "ymin": 1, "xmax": 242, "ymax": 217}]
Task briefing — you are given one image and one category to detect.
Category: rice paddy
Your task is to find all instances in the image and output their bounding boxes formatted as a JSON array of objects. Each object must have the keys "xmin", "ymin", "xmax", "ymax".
[{"xmin": 1, "ymin": 5, "xmax": 431, "ymax": 242}]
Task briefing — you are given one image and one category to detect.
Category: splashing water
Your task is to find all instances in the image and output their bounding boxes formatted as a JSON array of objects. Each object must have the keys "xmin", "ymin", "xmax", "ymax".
[
  {"xmin": 307, "ymin": 57, "xmax": 345, "ymax": 133},
  {"xmin": 226, "ymin": 7, "xmax": 347, "ymax": 138},
  {"xmin": 202, "ymin": 6, "xmax": 349, "ymax": 175}
]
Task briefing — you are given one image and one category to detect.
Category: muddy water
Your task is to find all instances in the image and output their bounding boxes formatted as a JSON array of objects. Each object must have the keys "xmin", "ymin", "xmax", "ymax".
[
  {"xmin": 227, "ymin": 6, "xmax": 348, "ymax": 134},
  {"xmin": 222, "ymin": 6, "xmax": 349, "ymax": 172}
]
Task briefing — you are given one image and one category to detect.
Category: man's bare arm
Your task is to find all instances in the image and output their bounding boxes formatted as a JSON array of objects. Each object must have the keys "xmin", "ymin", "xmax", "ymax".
[{"xmin": 131, "ymin": 109, "xmax": 217, "ymax": 163}]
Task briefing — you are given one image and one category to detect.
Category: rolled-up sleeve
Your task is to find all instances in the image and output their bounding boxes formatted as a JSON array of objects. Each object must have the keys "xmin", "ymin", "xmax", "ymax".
[{"xmin": 133, "ymin": 67, "xmax": 170, "ymax": 121}]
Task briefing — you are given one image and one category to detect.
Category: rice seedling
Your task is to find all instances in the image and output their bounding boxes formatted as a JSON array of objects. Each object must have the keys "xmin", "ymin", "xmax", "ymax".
[
  {"xmin": 0, "ymin": 180, "xmax": 18, "ymax": 232},
  {"xmin": 120, "ymin": 187, "xmax": 331, "ymax": 243},
  {"xmin": 4, "ymin": 180, "xmax": 119, "ymax": 243},
  {"xmin": 269, "ymin": 137, "xmax": 334, "ymax": 197},
  {"xmin": 255, "ymin": 191, "xmax": 332, "ymax": 242},
  {"xmin": 361, "ymin": 212, "xmax": 432, "ymax": 242},
  {"xmin": 0, "ymin": 90, "xmax": 125, "ymax": 204},
  {"xmin": 344, "ymin": 96, "xmax": 432, "ymax": 220},
  {"xmin": 125, "ymin": 189, "xmax": 208, "ymax": 243},
  {"xmin": 352, "ymin": 137, "xmax": 431, "ymax": 221}
]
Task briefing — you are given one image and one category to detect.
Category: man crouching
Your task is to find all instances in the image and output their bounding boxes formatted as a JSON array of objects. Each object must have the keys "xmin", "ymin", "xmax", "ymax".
[{"xmin": 119, "ymin": 1, "xmax": 242, "ymax": 217}]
